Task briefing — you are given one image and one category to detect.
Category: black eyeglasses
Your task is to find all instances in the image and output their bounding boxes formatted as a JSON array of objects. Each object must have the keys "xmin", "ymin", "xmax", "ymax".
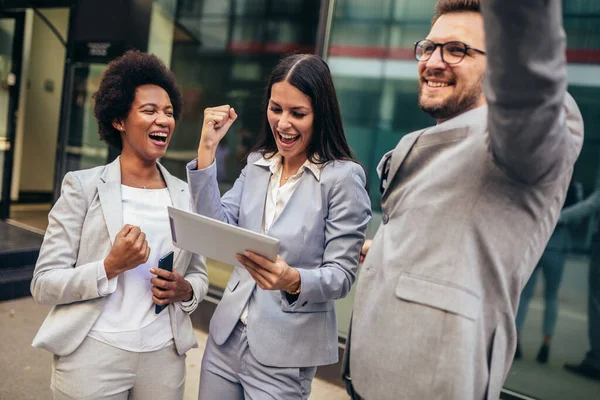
[{"xmin": 414, "ymin": 39, "xmax": 486, "ymax": 65}]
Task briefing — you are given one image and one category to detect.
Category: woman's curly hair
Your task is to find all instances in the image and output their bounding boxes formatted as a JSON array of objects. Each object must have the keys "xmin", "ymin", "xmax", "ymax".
[{"xmin": 93, "ymin": 49, "xmax": 183, "ymax": 150}]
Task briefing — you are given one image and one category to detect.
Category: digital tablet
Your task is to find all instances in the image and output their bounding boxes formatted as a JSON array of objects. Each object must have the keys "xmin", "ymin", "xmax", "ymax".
[{"xmin": 167, "ymin": 206, "xmax": 280, "ymax": 265}]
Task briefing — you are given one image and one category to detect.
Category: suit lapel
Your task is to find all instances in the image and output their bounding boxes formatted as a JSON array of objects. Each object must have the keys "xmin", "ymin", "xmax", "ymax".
[
  {"xmin": 381, "ymin": 106, "xmax": 487, "ymax": 200},
  {"xmin": 157, "ymin": 162, "xmax": 185, "ymax": 268},
  {"xmin": 245, "ymin": 162, "xmax": 271, "ymax": 233},
  {"xmin": 382, "ymin": 128, "xmax": 428, "ymax": 201},
  {"xmin": 269, "ymin": 171, "xmax": 312, "ymax": 232},
  {"xmin": 98, "ymin": 158, "xmax": 123, "ymax": 245}
]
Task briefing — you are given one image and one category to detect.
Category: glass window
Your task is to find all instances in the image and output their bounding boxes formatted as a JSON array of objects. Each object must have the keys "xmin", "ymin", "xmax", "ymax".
[
  {"xmin": 0, "ymin": 18, "xmax": 16, "ymax": 204},
  {"xmin": 64, "ymin": 64, "xmax": 110, "ymax": 173}
]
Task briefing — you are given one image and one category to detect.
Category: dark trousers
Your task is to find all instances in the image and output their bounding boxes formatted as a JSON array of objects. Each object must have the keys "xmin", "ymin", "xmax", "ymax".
[
  {"xmin": 584, "ymin": 239, "xmax": 600, "ymax": 369},
  {"xmin": 343, "ymin": 377, "xmax": 364, "ymax": 400}
]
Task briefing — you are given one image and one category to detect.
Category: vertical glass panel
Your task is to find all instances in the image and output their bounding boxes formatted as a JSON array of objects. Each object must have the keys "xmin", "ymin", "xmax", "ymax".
[
  {"xmin": 393, "ymin": 0, "xmax": 436, "ymax": 20},
  {"xmin": 0, "ymin": 19, "xmax": 15, "ymax": 139},
  {"xmin": 65, "ymin": 64, "xmax": 110, "ymax": 173},
  {"xmin": 235, "ymin": 0, "xmax": 266, "ymax": 16},
  {"xmin": 0, "ymin": 18, "xmax": 16, "ymax": 202},
  {"xmin": 334, "ymin": 0, "xmax": 392, "ymax": 20},
  {"xmin": 148, "ymin": 0, "xmax": 178, "ymax": 67},
  {"xmin": 176, "ymin": 0, "xmax": 231, "ymax": 51}
]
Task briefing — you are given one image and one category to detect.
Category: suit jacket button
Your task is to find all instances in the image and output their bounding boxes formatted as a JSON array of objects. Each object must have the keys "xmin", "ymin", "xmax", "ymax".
[
  {"xmin": 382, "ymin": 213, "xmax": 389, "ymax": 224},
  {"xmin": 302, "ymin": 301, "xmax": 308, "ymax": 307}
]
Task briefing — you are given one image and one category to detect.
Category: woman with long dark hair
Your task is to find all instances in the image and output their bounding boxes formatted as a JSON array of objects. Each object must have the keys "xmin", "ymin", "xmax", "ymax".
[{"xmin": 187, "ymin": 54, "xmax": 372, "ymax": 399}]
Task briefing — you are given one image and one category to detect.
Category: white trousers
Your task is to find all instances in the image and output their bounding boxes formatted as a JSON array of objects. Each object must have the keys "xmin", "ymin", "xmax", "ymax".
[{"xmin": 51, "ymin": 336, "xmax": 186, "ymax": 400}]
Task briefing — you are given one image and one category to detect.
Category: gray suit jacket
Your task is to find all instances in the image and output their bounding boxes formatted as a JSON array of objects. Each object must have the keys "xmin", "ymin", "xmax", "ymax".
[
  {"xmin": 31, "ymin": 157, "xmax": 209, "ymax": 357},
  {"xmin": 187, "ymin": 153, "xmax": 371, "ymax": 367},
  {"xmin": 344, "ymin": 1, "xmax": 584, "ymax": 399}
]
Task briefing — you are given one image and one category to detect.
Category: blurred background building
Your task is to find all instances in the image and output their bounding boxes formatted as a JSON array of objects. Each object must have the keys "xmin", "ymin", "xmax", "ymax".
[{"xmin": 1, "ymin": 0, "xmax": 599, "ymax": 398}]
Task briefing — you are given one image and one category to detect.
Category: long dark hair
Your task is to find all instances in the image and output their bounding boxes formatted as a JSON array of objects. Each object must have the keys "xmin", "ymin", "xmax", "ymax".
[{"xmin": 252, "ymin": 54, "xmax": 354, "ymax": 164}]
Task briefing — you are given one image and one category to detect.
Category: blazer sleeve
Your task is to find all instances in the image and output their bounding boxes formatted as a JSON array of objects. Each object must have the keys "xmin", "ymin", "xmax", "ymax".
[
  {"xmin": 187, "ymin": 158, "xmax": 246, "ymax": 225},
  {"xmin": 283, "ymin": 162, "xmax": 372, "ymax": 310},
  {"xmin": 180, "ymin": 252, "xmax": 209, "ymax": 313},
  {"xmin": 482, "ymin": 0, "xmax": 583, "ymax": 185},
  {"xmin": 30, "ymin": 172, "xmax": 106, "ymax": 305}
]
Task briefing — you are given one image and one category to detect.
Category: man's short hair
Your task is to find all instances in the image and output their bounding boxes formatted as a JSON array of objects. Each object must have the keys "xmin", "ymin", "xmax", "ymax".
[{"xmin": 432, "ymin": 0, "xmax": 480, "ymax": 25}]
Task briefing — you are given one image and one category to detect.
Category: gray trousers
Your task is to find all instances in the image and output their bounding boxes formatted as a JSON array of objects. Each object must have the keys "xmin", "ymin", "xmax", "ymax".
[
  {"xmin": 198, "ymin": 321, "xmax": 317, "ymax": 400},
  {"xmin": 51, "ymin": 336, "xmax": 186, "ymax": 400}
]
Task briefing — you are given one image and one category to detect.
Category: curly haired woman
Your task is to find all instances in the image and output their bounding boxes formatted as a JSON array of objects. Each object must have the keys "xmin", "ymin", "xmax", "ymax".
[{"xmin": 31, "ymin": 50, "xmax": 208, "ymax": 400}]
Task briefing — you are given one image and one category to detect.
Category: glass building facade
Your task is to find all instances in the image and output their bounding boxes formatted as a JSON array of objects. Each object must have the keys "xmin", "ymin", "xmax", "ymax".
[{"xmin": 52, "ymin": 0, "xmax": 600, "ymax": 397}]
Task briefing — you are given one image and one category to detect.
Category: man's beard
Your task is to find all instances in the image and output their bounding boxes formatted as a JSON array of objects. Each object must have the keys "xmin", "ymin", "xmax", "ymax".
[{"xmin": 418, "ymin": 78, "xmax": 484, "ymax": 121}]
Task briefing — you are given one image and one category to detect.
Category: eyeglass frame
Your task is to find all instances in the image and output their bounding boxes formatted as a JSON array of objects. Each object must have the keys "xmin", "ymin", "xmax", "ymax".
[{"xmin": 414, "ymin": 39, "xmax": 487, "ymax": 64}]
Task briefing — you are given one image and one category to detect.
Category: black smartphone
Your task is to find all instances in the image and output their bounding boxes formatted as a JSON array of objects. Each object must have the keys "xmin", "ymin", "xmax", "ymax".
[{"xmin": 154, "ymin": 251, "xmax": 174, "ymax": 314}]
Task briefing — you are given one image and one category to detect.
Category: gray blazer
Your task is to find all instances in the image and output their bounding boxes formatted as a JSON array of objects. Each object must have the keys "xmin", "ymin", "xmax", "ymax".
[
  {"xmin": 187, "ymin": 153, "xmax": 371, "ymax": 367},
  {"xmin": 344, "ymin": 1, "xmax": 584, "ymax": 399},
  {"xmin": 31, "ymin": 157, "xmax": 209, "ymax": 357}
]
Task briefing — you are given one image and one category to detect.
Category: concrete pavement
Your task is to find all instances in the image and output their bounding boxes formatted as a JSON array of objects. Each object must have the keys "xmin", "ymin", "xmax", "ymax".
[{"xmin": 0, "ymin": 296, "xmax": 348, "ymax": 400}]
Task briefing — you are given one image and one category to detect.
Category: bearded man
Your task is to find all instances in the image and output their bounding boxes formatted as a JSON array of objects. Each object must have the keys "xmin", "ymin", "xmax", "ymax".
[{"xmin": 343, "ymin": 0, "xmax": 584, "ymax": 399}]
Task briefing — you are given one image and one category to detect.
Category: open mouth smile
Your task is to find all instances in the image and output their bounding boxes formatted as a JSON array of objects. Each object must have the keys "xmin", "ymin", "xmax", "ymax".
[
  {"xmin": 427, "ymin": 81, "xmax": 450, "ymax": 87},
  {"xmin": 423, "ymin": 77, "xmax": 454, "ymax": 88},
  {"xmin": 148, "ymin": 131, "xmax": 169, "ymax": 145},
  {"xmin": 278, "ymin": 132, "xmax": 300, "ymax": 145}
]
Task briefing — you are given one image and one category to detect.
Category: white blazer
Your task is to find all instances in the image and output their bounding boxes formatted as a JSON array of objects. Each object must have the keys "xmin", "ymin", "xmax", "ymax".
[{"xmin": 31, "ymin": 157, "xmax": 209, "ymax": 356}]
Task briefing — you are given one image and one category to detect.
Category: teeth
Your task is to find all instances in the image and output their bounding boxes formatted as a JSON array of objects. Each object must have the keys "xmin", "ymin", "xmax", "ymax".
[
  {"xmin": 279, "ymin": 133, "xmax": 299, "ymax": 140},
  {"xmin": 427, "ymin": 81, "xmax": 449, "ymax": 87},
  {"xmin": 149, "ymin": 132, "xmax": 168, "ymax": 142}
]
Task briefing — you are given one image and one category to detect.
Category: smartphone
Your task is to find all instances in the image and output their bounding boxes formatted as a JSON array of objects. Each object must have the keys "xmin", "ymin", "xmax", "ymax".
[{"xmin": 154, "ymin": 251, "xmax": 174, "ymax": 314}]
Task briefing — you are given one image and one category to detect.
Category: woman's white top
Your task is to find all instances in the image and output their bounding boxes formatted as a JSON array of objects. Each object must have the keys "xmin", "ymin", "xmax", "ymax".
[
  {"xmin": 88, "ymin": 186, "xmax": 175, "ymax": 352},
  {"xmin": 240, "ymin": 153, "xmax": 322, "ymax": 324}
]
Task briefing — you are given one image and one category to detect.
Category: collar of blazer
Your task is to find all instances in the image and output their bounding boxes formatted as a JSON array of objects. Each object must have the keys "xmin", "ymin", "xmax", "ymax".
[
  {"xmin": 382, "ymin": 105, "xmax": 487, "ymax": 200},
  {"xmin": 97, "ymin": 156, "xmax": 187, "ymax": 267},
  {"xmin": 253, "ymin": 152, "xmax": 323, "ymax": 181}
]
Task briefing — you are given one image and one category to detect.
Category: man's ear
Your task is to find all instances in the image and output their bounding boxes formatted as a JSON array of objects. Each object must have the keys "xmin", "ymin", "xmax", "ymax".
[{"xmin": 112, "ymin": 120, "xmax": 125, "ymax": 132}]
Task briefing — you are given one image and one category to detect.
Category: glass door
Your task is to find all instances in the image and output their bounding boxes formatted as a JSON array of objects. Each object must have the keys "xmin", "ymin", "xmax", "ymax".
[{"xmin": 0, "ymin": 12, "xmax": 24, "ymax": 219}]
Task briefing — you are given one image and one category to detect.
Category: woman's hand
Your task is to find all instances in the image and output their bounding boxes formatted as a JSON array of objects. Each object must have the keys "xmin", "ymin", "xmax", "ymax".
[
  {"xmin": 359, "ymin": 239, "xmax": 372, "ymax": 264},
  {"xmin": 198, "ymin": 105, "xmax": 238, "ymax": 170},
  {"xmin": 104, "ymin": 225, "xmax": 150, "ymax": 280},
  {"xmin": 236, "ymin": 252, "xmax": 301, "ymax": 293},
  {"xmin": 149, "ymin": 267, "xmax": 194, "ymax": 306}
]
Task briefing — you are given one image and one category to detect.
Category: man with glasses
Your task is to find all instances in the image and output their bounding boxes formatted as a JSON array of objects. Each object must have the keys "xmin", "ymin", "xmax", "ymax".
[{"xmin": 343, "ymin": 0, "xmax": 584, "ymax": 399}]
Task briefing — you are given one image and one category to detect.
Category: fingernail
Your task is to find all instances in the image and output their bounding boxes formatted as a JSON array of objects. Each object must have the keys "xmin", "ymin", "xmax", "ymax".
[{"xmin": 149, "ymin": 268, "xmax": 155, "ymax": 273}]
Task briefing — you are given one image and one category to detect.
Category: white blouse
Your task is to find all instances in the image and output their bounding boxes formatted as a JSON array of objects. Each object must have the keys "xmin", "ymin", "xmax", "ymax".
[{"xmin": 88, "ymin": 186, "xmax": 175, "ymax": 352}]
